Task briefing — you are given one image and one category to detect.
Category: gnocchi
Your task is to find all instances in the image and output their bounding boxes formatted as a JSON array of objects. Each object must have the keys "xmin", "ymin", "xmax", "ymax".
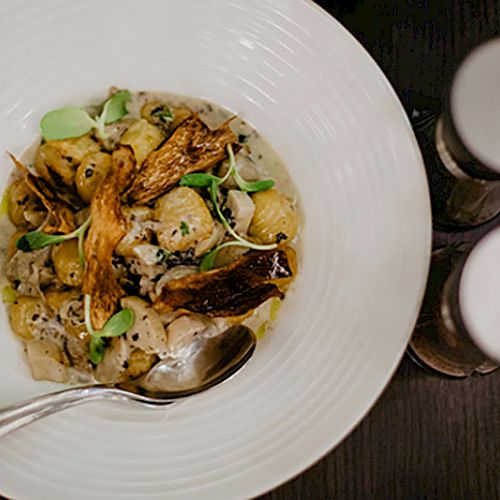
[
  {"xmin": 7, "ymin": 179, "xmax": 45, "ymax": 228},
  {"xmin": 155, "ymin": 187, "xmax": 214, "ymax": 253},
  {"xmin": 52, "ymin": 239, "xmax": 83, "ymax": 287},
  {"xmin": 9, "ymin": 296, "xmax": 47, "ymax": 340},
  {"xmin": 249, "ymin": 189, "xmax": 298, "ymax": 244},
  {"xmin": 75, "ymin": 151, "xmax": 112, "ymax": 203},
  {"xmin": 35, "ymin": 135, "xmax": 100, "ymax": 188},
  {"xmin": 120, "ymin": 118, "xmax": 164, "ymax": 166}
]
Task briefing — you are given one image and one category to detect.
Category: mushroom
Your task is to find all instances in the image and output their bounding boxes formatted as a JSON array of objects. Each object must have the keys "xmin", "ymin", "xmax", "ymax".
[
  {"xmin": 120, "ymin": 296, "xmax": 168, "ymax": 355},
  {"xmin": 26, "ymin": 339, "xmax": 69, "ymax": 383},
  {"xmin": 5, "ymin": 247, "xmax": 55, "ymax": 296},
  {"xmin": 225, "ymin": 190, "xmax": 255, "ymax": 235},
  {"xmin": 95, "ymin": 337, "xmax": 129, "ymax": 384},
  {"xmin": 219, "ymin": 154, "xmax": 262, "ymax": 190}
]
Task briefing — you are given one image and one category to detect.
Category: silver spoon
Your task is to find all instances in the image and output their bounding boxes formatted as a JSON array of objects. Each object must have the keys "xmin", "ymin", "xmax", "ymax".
[{"xmin": 0, "ymin": 325, "xmax": 256, "ymax": 438}]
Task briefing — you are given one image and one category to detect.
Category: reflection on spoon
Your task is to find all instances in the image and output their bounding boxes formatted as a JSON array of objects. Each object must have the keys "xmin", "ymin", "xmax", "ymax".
[{"xmin": 121, "ymin": 325, "xmax": 257, "ymax": 397}]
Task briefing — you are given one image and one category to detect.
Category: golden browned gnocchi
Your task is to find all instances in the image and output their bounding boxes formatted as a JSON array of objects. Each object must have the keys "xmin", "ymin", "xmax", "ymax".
[
  {"xmin": 7, "ymin": 229, "xmax": 27, "ymax": 259},
  {"xmin": 9, "ymin": 296, "xmax": 47, "ymax": 340},
  {"xmin": 52, "ymin": 239, "xmax": 83, "ymax": 287},
  {"xmin": 249, "ymin": 189, "xmax": 298, "ymax": 244},
  {"xmin": 7, "ymin": 179, "xmax": 44, "ymax": 228},
  {"xmin": 44, "ymin": 288, "xmax": 81, "ymax": 313},
  {"xmin": 75, "ymin": 151, "xmax": 112, "ymax": 203},
  {"xmin": 119, "ymin": 118, "xmax": 164, "ymax": 166},
  {"xmin": 171, "ymin": 107, "xmax": 193, "ymax": 129},
  {"xmin": 35, "ymin": 135, "xmax": 100, "ymax": 188}
]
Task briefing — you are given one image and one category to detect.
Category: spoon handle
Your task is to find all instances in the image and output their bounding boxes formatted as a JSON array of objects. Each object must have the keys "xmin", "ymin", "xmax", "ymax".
[{"xmin": 0, "ymin": 386, "xmax": 113, "ymax": 438}]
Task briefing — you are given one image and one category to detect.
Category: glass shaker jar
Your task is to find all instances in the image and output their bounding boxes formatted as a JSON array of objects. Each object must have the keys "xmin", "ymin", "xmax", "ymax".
[
  {"xmin": 423, "ymin": 38, "xmax": 500, "ymax": 228},
  {"xmin": 410, "ymin": 227, "xmax": 500, "ymax": 376}
]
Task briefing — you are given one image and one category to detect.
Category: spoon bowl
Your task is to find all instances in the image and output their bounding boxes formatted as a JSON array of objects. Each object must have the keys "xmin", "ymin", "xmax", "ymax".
[
  {"xmin": 0, "ymin": 325, "xmax": 256, "ymax": 438},
  {"xmin": 120, "ymin": 324, "xmax": 257, "ymax": 398}
]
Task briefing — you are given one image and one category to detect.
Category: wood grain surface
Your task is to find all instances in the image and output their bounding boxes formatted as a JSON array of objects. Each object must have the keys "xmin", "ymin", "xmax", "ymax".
[{"xmin": 259, "ymin": 1, "xmax": 500, "ymax": 499}]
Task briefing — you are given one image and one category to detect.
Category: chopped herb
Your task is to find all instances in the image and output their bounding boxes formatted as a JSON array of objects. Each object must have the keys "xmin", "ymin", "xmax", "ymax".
[
  {"xmin": 156, "ymin": 248, "xmax": 170, "ymax": 263},
  {"xmin": 180, "ymin": 221, "xmax": 190, "ymax": 236},
  {"xmin": 151, "ymin": 105, "xmax": 173, "ymax": 122}
]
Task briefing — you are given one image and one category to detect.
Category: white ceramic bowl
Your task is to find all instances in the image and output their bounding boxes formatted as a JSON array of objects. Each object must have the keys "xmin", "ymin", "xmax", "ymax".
[{"xmin": 0, "ymin": 1, "xmax": 431, "ymax": 498}]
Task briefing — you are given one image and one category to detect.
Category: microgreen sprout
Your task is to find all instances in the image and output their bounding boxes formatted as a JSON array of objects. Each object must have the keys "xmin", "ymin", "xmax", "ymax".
[
  {"xmin": 179, "ymin": 144, "xmax": 274, "ymax": 192},
  {"xmin": 84, "ymin": 295, "xmax": 135, "ymax": 365},
  {"xmin": 17, "ymin": 216, "xmax": 91, "ymax": 267},
  {"xmin": 180, "ymin": 221, "xmax": 190, "ymax": 236},
  {"xmin": 40, "ymin": 90, "xmax": 131, "ymax": 141}
]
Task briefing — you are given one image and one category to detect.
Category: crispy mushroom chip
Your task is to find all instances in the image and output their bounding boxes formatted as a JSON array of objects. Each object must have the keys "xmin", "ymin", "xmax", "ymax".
[
  {"xmin": 154, "ymin": 248, "xmax": 294, "ymax": 317},
  {"xmin": 127, "ymin": 114, "xmax": 238, "ymax": 204},
  {"xmin": 83, "ymin": 145, "xmax": 136, "ymax": 330},
  {"xmin": 8, "ymin": 153, "xmax": 76, "ymax": 234}
]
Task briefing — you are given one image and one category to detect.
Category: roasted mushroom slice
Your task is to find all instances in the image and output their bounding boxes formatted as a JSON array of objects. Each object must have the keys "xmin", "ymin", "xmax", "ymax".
[
  {"xmin": 154, "ymin": 248, "xmax": 294, "ymax": 317},
  {"xmin": 8, "ymin": 153, "xmax": 76, "ymax": 234},
  {"xmin": 127, "ymin": 114, "xmax": 238, "ymax": 204},
  {"xmin": 83, "ymin": 145, "xmax": 136, "ymax": 330}
]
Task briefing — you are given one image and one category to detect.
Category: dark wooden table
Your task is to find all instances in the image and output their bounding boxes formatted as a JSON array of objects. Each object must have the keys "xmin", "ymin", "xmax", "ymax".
[{"xmin": 260, "ymin": 2, "xmax": 500, "ymax": 498}]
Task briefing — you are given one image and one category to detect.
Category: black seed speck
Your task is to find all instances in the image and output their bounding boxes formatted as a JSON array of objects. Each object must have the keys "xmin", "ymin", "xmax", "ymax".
[
  {"xmin": 142, "ymin": 315, "xmax": 147, "ymax": 321},
  {"xmin": 132, "ymin": 333, "xmax": 139, "ymax": 341},
  {"xmin": 32, "ymin": 314, "xmax": 39, "ymax": 321},
  {"xmin": 122, "ymin": 361, "xmax": 129, "ymax": 369},
  {"xmin": 275, "ymin": 232, "xmax": 287, "ymax": 243},
  {"xmin": 84, "ymin": 168, "xmax": 93, "ymax": 178},
  {"xmin": 238, "ymin": 134, "xmax": 248, "ymax": 143}
]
